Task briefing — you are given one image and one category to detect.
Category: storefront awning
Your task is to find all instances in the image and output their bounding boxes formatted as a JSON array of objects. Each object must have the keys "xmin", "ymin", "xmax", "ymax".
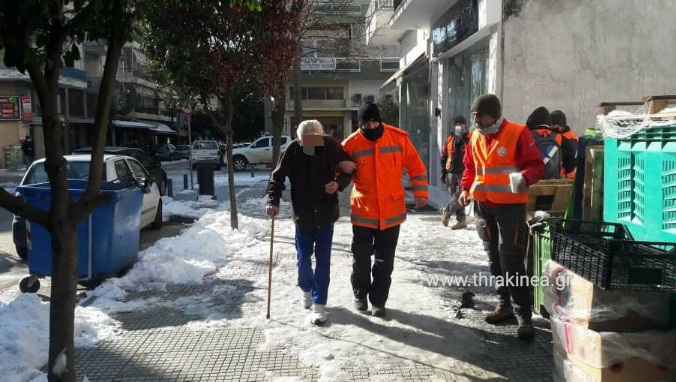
[
  {"xmin": 380, "ymin": 53, "xmax": 427, "ymax": 90},
  {"xmin": 112, "ymin": 119, "xmax": 155, "ymax": 129},
  {"xmin": 111, "ymin": 119, "xmax": 177, "ymax": 134}
]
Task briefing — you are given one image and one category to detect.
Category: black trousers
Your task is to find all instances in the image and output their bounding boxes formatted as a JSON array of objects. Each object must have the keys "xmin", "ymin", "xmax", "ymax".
[
  {"xmin": 474, "ymin": 201, "xmax": 531, "ymax": 319},
  {"xmin": 350, "ymin": 224, "xmax": 401, "ymax": 307},
  {"xmin": 445, "ymin": 172, "xmax": 466, "ymax": 221}
]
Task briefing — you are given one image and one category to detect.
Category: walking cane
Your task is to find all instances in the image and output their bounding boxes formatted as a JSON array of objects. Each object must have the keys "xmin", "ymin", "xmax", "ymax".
[{"xmin": 266, "ymin": 215, "xmax": 275, "ymax": 319}]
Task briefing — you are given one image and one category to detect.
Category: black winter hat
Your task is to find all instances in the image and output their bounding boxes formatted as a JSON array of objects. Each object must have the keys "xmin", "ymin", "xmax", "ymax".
[
  {"xmin": 471, "ymin": 94, "xmax": 502, "ymax": 119},
  {"xmin": 526, "ymin": 106, "xmax": 551, "ymax": 129},
  {"xmin": 358, "ymin": 102, "xmax": 382, "ymax": 126},
  {"xmin": 550, "ymin": 110, "xmax": 567, "ymax": 127},
  {"xmin": 453, "ymin": 115, "xmax": 467, "ymax": 125}
]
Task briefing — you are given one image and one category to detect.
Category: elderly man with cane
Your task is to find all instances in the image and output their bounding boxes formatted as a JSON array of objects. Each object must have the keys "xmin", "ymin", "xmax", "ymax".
[{"xmin": 266, "ymin": 120, "xmax": 355, "ymax": 325}]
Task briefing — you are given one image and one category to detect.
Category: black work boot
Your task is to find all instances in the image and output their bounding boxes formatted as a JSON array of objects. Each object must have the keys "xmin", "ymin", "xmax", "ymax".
[
  {"xmin": 484, "ymin": 304, "xmax": 515, "ymax": 324},
  {"xmin": 354, "ymin": 298, "xmax": 368, "ymax": 312},
  {"xmin": 517, "ymin": 316, "xmax": 535, "ymax": 341},
  {"xmin": 371, "ymin": 305, "xmax": 386, "ymax": 317}
]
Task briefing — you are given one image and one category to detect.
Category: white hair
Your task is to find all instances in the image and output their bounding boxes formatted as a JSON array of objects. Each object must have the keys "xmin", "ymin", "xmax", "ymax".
[{"xmin": 296, "ymin": 119, "xmax": 324, "ymax": 137}]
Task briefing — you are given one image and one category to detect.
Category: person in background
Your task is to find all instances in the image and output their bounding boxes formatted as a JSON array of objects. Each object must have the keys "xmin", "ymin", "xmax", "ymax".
[
  {"xmin": 21, "ymin": 135, "xmax": 34, "ymax": 168},
  {"xmin": 459, "ymin": 94, "xmax": 544, "ymax": 340},
  {"xmin": 342, "ymin": 103, "xmax": 428, "ymax": 318},
  {"xmin": 440, "ymin": 115, "xmax": 471, "ymax": 229},
  {"xmin": 266, "ymin": 120, "xmax": 355, "ymax": 326},
  {"xmin": 526, "ymin": 106, "xmax": 562, "ymax": 180},
  {"xmin": 550, "ymin": 110, "xmax": 578, "ymax": 179}
]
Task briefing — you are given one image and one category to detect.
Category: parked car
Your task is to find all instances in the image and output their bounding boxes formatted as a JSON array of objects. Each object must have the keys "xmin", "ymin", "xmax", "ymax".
[
  {"xmin": 192, "ymin": 140, "xmax": 221, "ymax": 169},
  {"xmin": 230, "ymin": 135, "xmax": 291, "ymax": 171},
  {"xmin": 13, "ymin": 154, "xmax": 163, "ymax": 260},
  {"xmin": 175, "ymin": 145, "xmax": 191, "ymax": 160},
  {"xmin": 156, "ymin": 143, "xmax": 177, "ymax": 161},
  {"xmin": 72, "ymin": 147, "xmax": 168, "ymax": 196}
]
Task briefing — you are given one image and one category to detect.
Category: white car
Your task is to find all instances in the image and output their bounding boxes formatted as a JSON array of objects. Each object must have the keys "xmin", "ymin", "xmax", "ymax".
[
  {"xmin": 13, "ymin": 154, "xmax": 162, "ymax": 260},
  {"xmin": 230, "ymin": 135, "xmax": 291, "ymax": 171},
  {"xmin": 192, "ymin": 140, "xmax": 221, "ymax": 169}
]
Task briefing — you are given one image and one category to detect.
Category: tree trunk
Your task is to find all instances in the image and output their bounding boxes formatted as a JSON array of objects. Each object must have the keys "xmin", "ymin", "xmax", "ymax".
[
  {"xmin": 225, "ymin": 92, "xmax": 238, "ymax": 229},
  {"xmin": 292, "ymin": 54, "xmax": 302, "ymax": 139},
  {"xmin": 271, "ymin": 82, "xmax": 287, "ymax": 166},
  {"xmin": 48, "ymin": 222, "xmax": 78, "ymax": 382}
]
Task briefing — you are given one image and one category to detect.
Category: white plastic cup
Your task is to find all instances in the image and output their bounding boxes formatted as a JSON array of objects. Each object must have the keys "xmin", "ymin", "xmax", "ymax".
[{"xmin": 509, "ymin": 172, "xmax": 524, "ymax": 193}]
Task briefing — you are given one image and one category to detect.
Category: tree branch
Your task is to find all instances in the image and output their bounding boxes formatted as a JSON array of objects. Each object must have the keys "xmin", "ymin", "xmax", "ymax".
[
  {"xmin": 0, "ymin": 188, "xmax": 49, "ymax": 227},
  {"xmin": 71, "ymin": 192, "xmax": 113, "ymax": 225}
]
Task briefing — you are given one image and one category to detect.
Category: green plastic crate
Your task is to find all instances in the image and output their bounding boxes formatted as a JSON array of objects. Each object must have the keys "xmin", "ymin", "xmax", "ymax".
[
  {"xmin": 531, "ymin": 224, "xmax": 552, "ymax": 317},
  {"xmin": 603, "ymin": 122, "xmax": 676, "ymax": 242}
]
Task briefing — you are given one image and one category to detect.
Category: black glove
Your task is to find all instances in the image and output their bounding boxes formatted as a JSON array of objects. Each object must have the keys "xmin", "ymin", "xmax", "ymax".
[{"xmin": 441, "ymin": 170, "xmax": 447, "ymax": 184}]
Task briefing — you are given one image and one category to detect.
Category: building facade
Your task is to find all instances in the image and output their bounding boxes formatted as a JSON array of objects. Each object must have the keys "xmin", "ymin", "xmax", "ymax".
[{"xmin": 365, "ymin": 0, "xmax": 676, "ymax": 196}]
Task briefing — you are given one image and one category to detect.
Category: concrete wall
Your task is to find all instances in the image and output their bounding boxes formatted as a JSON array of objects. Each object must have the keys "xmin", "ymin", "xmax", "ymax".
[
  {"xmin": 348, "ymin": 79, "xmax": 387, "ymax": 103},
  {"xmin": 502, "ymin": 0, "xmax": 676, "ymax": 135}
]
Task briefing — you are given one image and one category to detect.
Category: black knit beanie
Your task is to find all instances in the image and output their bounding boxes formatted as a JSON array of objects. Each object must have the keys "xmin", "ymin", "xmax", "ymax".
[
  {"xmin": 526, "ymin": 106, "xmax": 551, "ymax": 129},
  {"xmin": 358, "ymin": 102, "xmax": 382, "ymax": 126},
  {"xmin": 453, "ymin": 115, "xmax": 467, "ymax": 125},
  {"xmin": 550, "ymin": 110, "xmax": 567, "ymax": 127},
  {"xmin": 471, "ymin": 94, "xmax": 502, "ymax": 119}
]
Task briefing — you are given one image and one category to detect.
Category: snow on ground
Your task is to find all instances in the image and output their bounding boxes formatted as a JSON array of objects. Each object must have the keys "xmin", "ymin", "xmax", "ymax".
[
  {"xmin": 2, "ymin": 192, "xmax": 489, "ymax": 381},
  {"xmin": 213, "ymin": 171, "xmax": 270, "ymax": 187},
  {"xmin": 160, "ymin": 159, "xmax": 189, "ymax": 166},
  {"xmin": 161, "ymin": 196, "xmax": 223, "ymax": 221}
]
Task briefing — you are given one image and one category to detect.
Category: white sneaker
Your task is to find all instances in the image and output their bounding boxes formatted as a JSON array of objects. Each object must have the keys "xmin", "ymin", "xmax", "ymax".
[
  {"xmin": 310, "ymin": 304, "xmax": 328, "ymax": 325},
  {"xmin": 300, "ymin": 290, "xmax": 312, "ymax": 309}
]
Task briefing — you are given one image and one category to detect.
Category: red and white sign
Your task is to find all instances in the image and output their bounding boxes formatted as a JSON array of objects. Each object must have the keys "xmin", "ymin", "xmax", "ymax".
[{"xmin": 21, "ymin": 96, "xmax": 32, "ymax": 122}]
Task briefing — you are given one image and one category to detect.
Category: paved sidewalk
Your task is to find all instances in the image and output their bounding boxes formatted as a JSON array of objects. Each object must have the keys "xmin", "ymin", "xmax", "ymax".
[{"xmin": 73, "ymin": 190, "xmax": 553, "ymax": 381}]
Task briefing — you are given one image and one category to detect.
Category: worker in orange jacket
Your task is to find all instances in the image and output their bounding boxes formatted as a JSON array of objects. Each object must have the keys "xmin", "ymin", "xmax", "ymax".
[
  {"xmin": 440, "ymin": 115, "xmax": 471, "ymax": 229},
  {"xmin": 342, "ymin": 102, "xmax": 429, "ymax": 317},
  {"xmin": 459, "ymin": 94, "xmax": 544, "ymax": 341},
  {"xmin": 550, "ymin": 110, "xmax": 578, "ymax": 179}
]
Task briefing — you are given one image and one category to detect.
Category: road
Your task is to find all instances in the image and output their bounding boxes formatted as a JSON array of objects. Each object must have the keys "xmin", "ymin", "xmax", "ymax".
[{"xmin": 0, "ymin": 160, "xmax": 271, "ymax": 301}]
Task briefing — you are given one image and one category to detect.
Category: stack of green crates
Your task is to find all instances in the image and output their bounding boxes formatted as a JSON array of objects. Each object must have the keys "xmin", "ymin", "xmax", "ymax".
[{"xmin": 603, "ymin": 121, "xmax": 676, "ymax": 243}]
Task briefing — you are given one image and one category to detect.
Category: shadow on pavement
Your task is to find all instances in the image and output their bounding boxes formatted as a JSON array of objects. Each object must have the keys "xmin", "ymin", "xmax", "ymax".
[{"xmin": 0, "ymin": 250, "xmax": 24, "ymax": 273}]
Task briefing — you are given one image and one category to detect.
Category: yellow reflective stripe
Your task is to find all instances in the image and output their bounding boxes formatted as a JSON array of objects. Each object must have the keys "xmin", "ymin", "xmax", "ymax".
[
  {"xmin": 473, "ymin": 184, "xmax": 512, "ymax": 193},
  {"xmin": 353, "ymin": 148, "xmax": 375, "ymax": 159},
  {"xmin": 385, "ymin": 213, "xmax": 407, "ymax": 225},
  {"xmin": 379, "ymin": 145, "xmax": 402, "ymax": 154},
  {"xmin": 351, "ymin": 214, "xmax": 379, "ymax": 226},
  {"xmin": 476, "ymin": 166, "xmax": 519, "ymax": 175}
]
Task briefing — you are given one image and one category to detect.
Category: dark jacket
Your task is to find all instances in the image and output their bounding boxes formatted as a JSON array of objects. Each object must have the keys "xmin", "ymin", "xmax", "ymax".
[
  {"xmin": 440, "ymin": 133, "xmax": 470, "ymax": 174},
  {"xmin": 266, "ymin": 136, "xmax": 352, "ymax": 228},
  {"xmin": 21, "ymin": 140, "xmax": 34, "ymax": 156}
]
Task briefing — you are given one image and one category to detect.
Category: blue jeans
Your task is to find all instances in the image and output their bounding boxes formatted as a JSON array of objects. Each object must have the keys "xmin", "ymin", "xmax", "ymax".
[{"xmin": 295, "ymin": 224, "xmax": 334, "ymax": 305}]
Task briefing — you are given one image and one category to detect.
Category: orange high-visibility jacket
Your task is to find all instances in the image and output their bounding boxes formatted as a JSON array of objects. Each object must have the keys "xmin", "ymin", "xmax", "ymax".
[
  {"xmin": 342, "ymin": 123, "xmax": 428, "ymax": 230},
  {"xmin": 470, "ymin": 120, "xmax": 529, "ymax": 204},
  {"xmin": 444, "ymin": 132, "xmax": 471, "ymax": 171}
]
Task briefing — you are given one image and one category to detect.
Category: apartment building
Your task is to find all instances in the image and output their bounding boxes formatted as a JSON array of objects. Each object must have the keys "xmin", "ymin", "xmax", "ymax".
[{"xmin": 285, "ymin": 0, "xmax": 398, "ymax": 140}]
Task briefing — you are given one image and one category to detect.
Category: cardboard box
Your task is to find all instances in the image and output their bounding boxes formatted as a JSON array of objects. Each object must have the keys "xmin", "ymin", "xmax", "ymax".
[
  {"xmin": 553, "ymin": 344, "xmax": 675, "ymax": 382},
  {"xmin": 550, "ymin": 318, "xmax": 676, "ymax": 370},
  {"xmin": 543, "ymin": 260, "xmax": 672, "ymax": 332}
]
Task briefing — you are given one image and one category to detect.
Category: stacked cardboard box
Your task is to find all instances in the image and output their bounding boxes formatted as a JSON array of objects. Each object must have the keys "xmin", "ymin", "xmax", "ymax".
[{"xmin": 544, "ymin": 260, "xmax": 676, "ymax": 381}]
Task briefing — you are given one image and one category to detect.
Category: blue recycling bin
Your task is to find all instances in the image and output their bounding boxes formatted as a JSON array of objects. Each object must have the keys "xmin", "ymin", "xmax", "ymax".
[{"xmin": 17, "ymin": 180, "xmax": 144, "ymax": 286}]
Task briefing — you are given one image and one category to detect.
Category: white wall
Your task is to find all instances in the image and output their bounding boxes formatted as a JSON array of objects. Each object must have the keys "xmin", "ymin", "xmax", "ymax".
[
  {"xmin": 399, "ymin": 30, "xmax": 428, "ymax": 68},
  {"xmin": 348, "ymin": 80, "xmax": 388, "ymax": 103},
  {"xmin": 502, "ymin": 0, "xmax": 676, "ymax": 135}
]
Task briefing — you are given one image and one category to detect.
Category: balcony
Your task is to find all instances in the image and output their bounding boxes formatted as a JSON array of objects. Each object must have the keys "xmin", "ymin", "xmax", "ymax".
[
  {"xmin": 286, "ymin": 99, "xmax": 355, "ymax": 111},
  {"xmin": 300, "ymin": 57, "xmax": 361, "ymax": 72},
  {"xmin": 365, "ymin": 0, "xmax": 400, "ymax": 46},
  {"xmin": 390, "ymin": 0, "xmax": 458, "ymax": 30}
]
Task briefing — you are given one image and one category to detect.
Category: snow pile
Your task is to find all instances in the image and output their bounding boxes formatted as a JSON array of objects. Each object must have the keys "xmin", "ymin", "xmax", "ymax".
[
  {"xmin": 0, "ymin": 294, "xmax": 49, "ymax": 382},
  {"xmin": 162, "ymin": 196, "xmax": 223, "ymax": 221}
]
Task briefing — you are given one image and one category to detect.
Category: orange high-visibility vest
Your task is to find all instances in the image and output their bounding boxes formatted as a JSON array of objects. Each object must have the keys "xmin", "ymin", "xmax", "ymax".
[
  {"xmin": 444, "ymin": 136, "xmax": 455, "ymax": 171},
  {"xmin": 342, "ymin": 123, "xmax": 428, "ymax": 230},
  {"xmin": 470, "ymin": 120, "xmax": 529, "ymax": 204}
]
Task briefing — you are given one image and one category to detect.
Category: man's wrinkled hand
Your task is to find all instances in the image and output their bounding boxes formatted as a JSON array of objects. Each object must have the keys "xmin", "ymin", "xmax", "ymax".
[
  {"xmin": 266, "ymin": 205, "xmax": 279, "ymax": 218},
  {"xmin": 415, "ymin": 197, "xmax": 428, "ymax": 208},
  {"xmin": 458, "ymin": 190, "xmax": 471, "ymax": 206},
  {"xmin": 338, "ymin": 160, "xmax": 357, "ymax": 174},
  {"xmin": 325, "ymin": 181, "xmax": 339, "ymax": 194}
]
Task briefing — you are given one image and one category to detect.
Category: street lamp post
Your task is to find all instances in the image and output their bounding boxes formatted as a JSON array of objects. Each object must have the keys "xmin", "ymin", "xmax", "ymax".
[{"xmin": 182, "ymin": 107, "xmax": 194, "ymax": 190}]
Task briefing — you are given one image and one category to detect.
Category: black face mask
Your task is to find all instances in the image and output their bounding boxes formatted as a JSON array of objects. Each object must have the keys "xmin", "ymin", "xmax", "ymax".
[{"xmin": 360, "ymin": 123, "xmax": 384, "ymax": 141}]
